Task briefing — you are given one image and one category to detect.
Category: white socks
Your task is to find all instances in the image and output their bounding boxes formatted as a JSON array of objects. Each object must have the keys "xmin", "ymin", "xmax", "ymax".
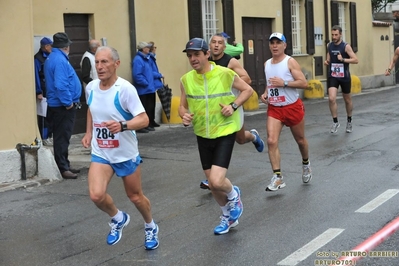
[
  {"xmin": 226, "ymin": 186, "xmax": 238, "ymax": 200},
  {"xmin": 112, "ymin": 210, "xmax": 123, "ymax": 223},
  {"xmin": 145, "ymin": 219, "xmax": 155, "ymax": 229}
]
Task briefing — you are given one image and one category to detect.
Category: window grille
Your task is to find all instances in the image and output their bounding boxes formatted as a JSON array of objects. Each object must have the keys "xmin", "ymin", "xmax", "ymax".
[
  {"xmin": 291, "ymin": 0, "xmax": 302, "ymax": 55},
  {"xmin": 338, "ymin": 2, "xmax": 347, "ymax": 41},
  {"xmin": 202, "ymin": 0, "xmax": 218, "ymax": 42}
]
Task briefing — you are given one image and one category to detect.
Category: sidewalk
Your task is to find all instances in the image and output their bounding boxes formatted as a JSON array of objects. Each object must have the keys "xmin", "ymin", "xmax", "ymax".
[{"xmin": 0, "ymin": 125, "xmax": 180, "ymax": 193}]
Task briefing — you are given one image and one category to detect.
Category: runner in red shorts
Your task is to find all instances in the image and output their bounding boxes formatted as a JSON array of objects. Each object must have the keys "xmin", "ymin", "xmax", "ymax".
[{"xmin": 260, "ymin": 32, "xmax": 312, "ymax": 192}]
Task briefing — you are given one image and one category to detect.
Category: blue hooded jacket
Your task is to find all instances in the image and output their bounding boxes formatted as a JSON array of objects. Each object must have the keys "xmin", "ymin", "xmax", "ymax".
[
  {"xmin": 149, "ymin": 53, "xmax": 163, "ymax": 90},
  {"xmin": 44, "ymin": 48, "xmax": 81, "ymax": 107},
  {"xmin": 132, "ymin": 51, "xmax": 155, "ymax": 95}
]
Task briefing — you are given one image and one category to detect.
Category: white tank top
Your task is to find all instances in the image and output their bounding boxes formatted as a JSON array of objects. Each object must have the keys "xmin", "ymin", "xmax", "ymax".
[
  {"xmin": 265, "ymin": 55, "xmax": 299, "ymax": 106},
  {"xmin": 86, "ymin": 77, "xmax": 145, "ymax": 163}
]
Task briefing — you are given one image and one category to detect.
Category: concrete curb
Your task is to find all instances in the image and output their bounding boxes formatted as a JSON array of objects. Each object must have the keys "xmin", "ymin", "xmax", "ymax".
[{"xmin": 0, "ymin": 178, "xmax": 57, "ymax": 193}]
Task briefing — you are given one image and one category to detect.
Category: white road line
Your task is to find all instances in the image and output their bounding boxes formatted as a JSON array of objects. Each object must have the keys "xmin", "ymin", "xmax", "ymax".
[
  {"xmin": 277, "ymin": 228, "xmax": 344, "ymax": 266},
  {"xmin": 355, "ymin": 189, "xmax": 399, "ymax": 213}
]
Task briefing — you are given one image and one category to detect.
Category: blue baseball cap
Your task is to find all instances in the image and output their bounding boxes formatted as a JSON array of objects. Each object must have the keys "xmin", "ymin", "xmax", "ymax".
[
  {"xmin": 182, "ymin": 38, "xmax": 209, "ymax": 52},
  {"xmin": 40, "ymin": 37, "xmax": 53, "ymax": 46},
  {"xmin": 221, "ymin": 32, "xmax": 230, "ymax": 39},
  {"xmin": 269, "ymin": 32, "xmax": 286, "ymax": 43}
]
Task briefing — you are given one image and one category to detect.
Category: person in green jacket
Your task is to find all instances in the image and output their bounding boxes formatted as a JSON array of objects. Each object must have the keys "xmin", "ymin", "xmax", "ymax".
[{"xmin": 221, "ymin": 32, "xmax": 244, "ymax": 60}]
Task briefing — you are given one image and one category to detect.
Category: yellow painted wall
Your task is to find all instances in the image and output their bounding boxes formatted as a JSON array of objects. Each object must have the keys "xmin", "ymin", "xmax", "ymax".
[
  {"xmin": 373, "ymin": 26, "xmax": 393, "ymax": 75},
  {"xmin": 0, "ymin": 0, "xmax": 37, "ymax": 150},
  {"xmin": 33, "ymin": 0, "xmax": 131, "ymax": 81}
]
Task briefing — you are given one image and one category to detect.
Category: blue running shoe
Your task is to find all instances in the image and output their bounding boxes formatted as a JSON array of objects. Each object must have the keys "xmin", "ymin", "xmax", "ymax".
[
  {"xmin": 107, "ymin": 212, "xmax": 130, "ymax": 245},
  {"xmin": 200, "ymin": 179, "xmax": 210, "ymax": 190},
  {"xmin": 228, "ymin": 186, "xmax": 243, "ymax": 222},
  {"xmin": 214, "ymin": 215, "xmax": 239, "ymax": 235},
  {"xmin": 250, "ymin": 129, "xmax": 264, "ymax": 152},
  {"xmin": 144, "ymin": 224, "xmax": 159, "ymax": 250}
]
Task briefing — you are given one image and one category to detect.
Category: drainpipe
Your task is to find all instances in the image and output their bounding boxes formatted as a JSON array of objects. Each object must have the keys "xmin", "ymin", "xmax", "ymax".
[
  {"xmin": 16, "ymin": 138, "xmax": 41, "ymax": 180},
  {"xmin": 128, "ymin": 0, "xmax": 137, "ymax": 61}
]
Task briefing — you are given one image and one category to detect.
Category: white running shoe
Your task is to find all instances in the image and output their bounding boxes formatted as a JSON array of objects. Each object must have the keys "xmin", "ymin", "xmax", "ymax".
[
  {"xmin": 346, "ymin": 122, "xmax": 352, "ymax": 133},
  {"xmin": 265, "ymin": 174, "xmax": 286, "ymax": 191},
  {"xmin": 302, "ymin": 164, "xmax": 312, "ymax": 183},
  {"xmin": 330, "ymin": 123, "xmax": 340, "ymax": 133}
]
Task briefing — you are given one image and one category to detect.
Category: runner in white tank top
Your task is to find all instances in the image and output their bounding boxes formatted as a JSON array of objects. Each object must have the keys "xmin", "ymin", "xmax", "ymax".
[
  {"xmin": 265, "ymin": 55, "xmax": 299, "ymax": 106},
  {"xmin": 260, "ymin": 32, "xmax": 312, "ymax": 192}
]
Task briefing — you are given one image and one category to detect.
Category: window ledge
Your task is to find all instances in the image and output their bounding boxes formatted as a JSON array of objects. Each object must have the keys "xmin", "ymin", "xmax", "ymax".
[{"xmin": 292, "ymin": 53, "xmax": 310, "ymax": 57}]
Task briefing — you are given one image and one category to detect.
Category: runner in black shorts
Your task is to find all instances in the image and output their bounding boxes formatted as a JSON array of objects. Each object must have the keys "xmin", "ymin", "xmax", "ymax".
[
  {"xmin": 197, "ymin": 133, "xmax": 236, "ymax": 170},
  {"xmin": 325, "ymin": 25, "xmax": 358, "ymax": 133}
]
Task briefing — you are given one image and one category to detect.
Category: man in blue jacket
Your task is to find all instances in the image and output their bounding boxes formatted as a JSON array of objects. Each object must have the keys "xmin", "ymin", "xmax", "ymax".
[
  {"xmin": 132, "ymin": 42, "xmax": 156, "ymax": 133},
  {"xmin": 44, "ymin": 32, "xmax": 82, "ymax": 179}
]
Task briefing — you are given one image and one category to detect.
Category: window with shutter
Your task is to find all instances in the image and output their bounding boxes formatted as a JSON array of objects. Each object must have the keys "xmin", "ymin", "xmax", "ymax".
[
  {"xmin": 338, "ymin": 2, "xmax": 347, "ymax": 42},
  {"xmin": 291, "ymin": 0, "xmax": 302, "ymax": 55},
  {"xmin": 202, "ymin": 0, "xmax": 219, "ymax": 42}
]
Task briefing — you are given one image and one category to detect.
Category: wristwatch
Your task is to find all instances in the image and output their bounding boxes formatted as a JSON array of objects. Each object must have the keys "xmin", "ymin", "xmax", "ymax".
[
  {"xmin": 120, "ymin": 121, "xmax": 128, "ymax": 132},
  {"xmin": 284, "ymin": 80, "xmax": 288, "ymax": 87},
  {"xmin": 230, "ymin": 102, "xmax": 238, "ymax": 111}
]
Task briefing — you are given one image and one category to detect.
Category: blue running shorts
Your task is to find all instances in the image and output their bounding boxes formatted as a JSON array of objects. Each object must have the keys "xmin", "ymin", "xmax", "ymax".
[{"xmin": 91, "ymin": 154, "xmax": 143, "ymax": 177}]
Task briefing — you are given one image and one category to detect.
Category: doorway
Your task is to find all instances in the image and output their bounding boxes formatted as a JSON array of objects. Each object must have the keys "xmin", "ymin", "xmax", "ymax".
[
  {"xmin": 63, "ymin": 14, "xmax": 90, "ymax": 134},
  {"xmin": 242, "ymin": 17, "xmax": 272, "ymax": 96}
]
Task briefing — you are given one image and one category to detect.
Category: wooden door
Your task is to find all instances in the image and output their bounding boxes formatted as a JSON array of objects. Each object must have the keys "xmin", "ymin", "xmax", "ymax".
[
  {"xmin": 242, "ymin": 17, "xmax": 272, "ymax": 96},
  {"xmin": 63, "ymin": 14, "xmax": 89, "ymax": 134}
]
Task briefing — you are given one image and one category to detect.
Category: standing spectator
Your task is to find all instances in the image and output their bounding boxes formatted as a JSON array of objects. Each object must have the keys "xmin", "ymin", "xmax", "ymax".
[
  {"xmin": 44, "ymin": 32, "xmax": 82, "ymax": 179},
  {"xmin": 179, "ymin": 38, "xmax": 253, "ymax": 235},
  {"xmin": 35, "ymin": 37, "xmax": 53, "ymax": 146},
  {"xmin": 324, "ymin": 25, "xmax": 358, "ymax": 133},
  {"xmin": 132, "ymin": 41, "xmax": 155, "ymax": 133},
  {"xmin": 80, "ymin": 39, "xmax": 100, "ymax": 100},
  {"xmin": 148, "ymin": 41, "xmax": 163, "ymax": 127},
  {"xmin": 81, "ymin": 46, "xmax": 159, "ymax": 249},
  {"xmin": 260, "ymin": 32, "xmax": 312, "ymax": 192}
]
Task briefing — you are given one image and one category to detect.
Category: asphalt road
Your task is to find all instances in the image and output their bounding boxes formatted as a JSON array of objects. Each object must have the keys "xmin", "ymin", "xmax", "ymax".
[{"xmin": 1, "ymin": 86, "xmax": 399, "ymax": 266}]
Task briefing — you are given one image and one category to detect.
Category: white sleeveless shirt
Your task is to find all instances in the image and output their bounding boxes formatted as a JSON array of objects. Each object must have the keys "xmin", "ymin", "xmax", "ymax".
[
  {"xmin": 80, "ymin": 51, "xmax": 98, "ymax": 80},
  {"xmin": 265, "ymin": 55, "xmax": 299, "ymax": 106}
]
